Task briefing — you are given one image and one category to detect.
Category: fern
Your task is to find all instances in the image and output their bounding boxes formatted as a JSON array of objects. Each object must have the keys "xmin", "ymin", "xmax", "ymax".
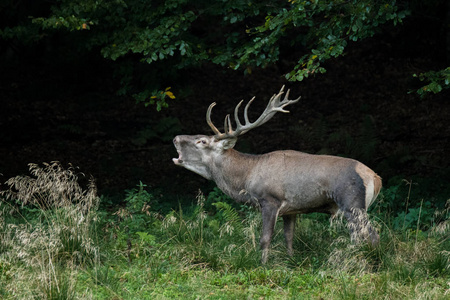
[{"xmin": 213, "ymin": 202, "xmax": 244, "ymax": 236}]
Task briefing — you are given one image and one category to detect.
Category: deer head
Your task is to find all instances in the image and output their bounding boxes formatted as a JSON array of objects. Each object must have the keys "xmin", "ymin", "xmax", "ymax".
[{"xmin": 172, "ymin": 86, "xmax": 301, "ymax": 179}]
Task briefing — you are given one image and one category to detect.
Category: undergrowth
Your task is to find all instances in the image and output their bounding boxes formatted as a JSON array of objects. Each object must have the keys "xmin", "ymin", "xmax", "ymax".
[
  {"xmin": 0, "ymin": 162, "xmax": 100, "ymax": 299},
  {"xmin": 0, "ymin": 164, "xmax": 448, "ymax": 299}
]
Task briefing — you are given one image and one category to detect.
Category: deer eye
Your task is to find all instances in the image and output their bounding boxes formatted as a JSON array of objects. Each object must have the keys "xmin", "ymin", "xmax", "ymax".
[{"xmin": 196, "ymin": 139, "xmax": 207, "ymax": 145}]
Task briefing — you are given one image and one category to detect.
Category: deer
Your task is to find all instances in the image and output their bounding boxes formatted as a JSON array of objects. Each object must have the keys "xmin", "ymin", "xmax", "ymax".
[{"xmin": 172, "ymin": 86, "xmax": 382, "ymax": 263}]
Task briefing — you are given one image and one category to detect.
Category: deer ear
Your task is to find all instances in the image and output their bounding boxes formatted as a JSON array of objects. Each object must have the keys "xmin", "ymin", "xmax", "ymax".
[{"xmin": 218, "ymin": 138, "xmax": 237, "ymax": 150}]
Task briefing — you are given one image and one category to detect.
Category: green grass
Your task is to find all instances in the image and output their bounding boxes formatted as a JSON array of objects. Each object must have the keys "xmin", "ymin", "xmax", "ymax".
[{"xmin": 0, "ymin": 164, "xmax": 449, "ymax": 299}]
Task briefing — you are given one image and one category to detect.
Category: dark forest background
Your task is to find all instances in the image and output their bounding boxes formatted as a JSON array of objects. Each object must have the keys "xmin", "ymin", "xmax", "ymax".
[
  {"xmin": 0, "ymin": 0, "xmax": 449, "ymax": 206},
  {"xmin": 1, "ymin": 2, "xmax": 449, "ymax": 298}
]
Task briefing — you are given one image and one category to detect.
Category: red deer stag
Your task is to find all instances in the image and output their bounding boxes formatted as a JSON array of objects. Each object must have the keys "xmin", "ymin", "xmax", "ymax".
[{"xmin": 173, "ymin": 86, "xmax": 382, "ymax": 263}]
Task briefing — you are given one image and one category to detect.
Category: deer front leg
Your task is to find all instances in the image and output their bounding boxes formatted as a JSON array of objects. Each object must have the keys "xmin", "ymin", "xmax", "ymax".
[
  {"xmin": 282, "ymin": 214, "xmax": 296, "ymax": 256},
  {"xmin": 260, "ymin": 200, "xmax": 280, "ymax": 264}
]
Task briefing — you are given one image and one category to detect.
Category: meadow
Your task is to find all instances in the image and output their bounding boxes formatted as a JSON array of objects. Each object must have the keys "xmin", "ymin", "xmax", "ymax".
[{"xmin": 0, "ymin": 162, "xmax": 448, "ymax": 299}]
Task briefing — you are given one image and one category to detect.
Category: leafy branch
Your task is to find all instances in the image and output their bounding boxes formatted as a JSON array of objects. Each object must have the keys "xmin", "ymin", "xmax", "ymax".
[{"xmin": 414, "ymin": 67, "xmax": 450, "ymax": 96}]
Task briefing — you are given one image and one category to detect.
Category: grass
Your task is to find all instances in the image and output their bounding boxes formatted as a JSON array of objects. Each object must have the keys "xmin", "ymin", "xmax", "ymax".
[{"xmin": 0, "ymin": 163, "xmax": 449, "ymax": 299}]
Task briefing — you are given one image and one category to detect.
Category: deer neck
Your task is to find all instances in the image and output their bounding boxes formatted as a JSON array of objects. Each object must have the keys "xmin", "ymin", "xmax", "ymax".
[{"xmin": 210, "ymin": 149, "xmax": 259, "ymax": 203}]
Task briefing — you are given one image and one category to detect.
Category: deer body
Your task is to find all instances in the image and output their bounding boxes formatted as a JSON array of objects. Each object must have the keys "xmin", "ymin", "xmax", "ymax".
[{"xmin": 173, "ymin": 87, "xmax": 381, "ymax": 263}]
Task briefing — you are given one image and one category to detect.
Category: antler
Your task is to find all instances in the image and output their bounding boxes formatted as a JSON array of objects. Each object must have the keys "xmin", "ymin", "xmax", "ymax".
[{"xmin": 206, "ymin": 86, "xmax": 301, "ymax": 140}]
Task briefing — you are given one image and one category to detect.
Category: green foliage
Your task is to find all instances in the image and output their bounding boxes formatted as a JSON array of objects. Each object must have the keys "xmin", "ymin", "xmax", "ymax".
[
  {"xmin": 0, "ymin": 0, "xmax": 409, "ymax": 108},
  {"xmin": 134, "ymin": 87, "xmax": 177, "ymax": 111},
  {"xmin": 370, "ymin": 180, "xmax": 449, "ymax": 233},
  {"xmin": 274, "ymin": 1, "xmax": 407, "ymax": 82},
  {"xmin": 205, "ymin": 186, "xmax": 234, "ymax": 213},
  {"xmin": 414, "ymin": 67, "xmax": 450, "ymax": 96},
  {"xmin": 212, "ymin": 201, "xmax": 245, "ymax": 234},
  {"xmin": 122, "ymin": 182, "xmax": 153, "ymax": 215},
  {"xmin": 392, "ymin": 200, "xmax": 433, "ymax": 231},
  {"xmin": 109, "ymin": 182, "xmax": 157, "ymax": 251}
]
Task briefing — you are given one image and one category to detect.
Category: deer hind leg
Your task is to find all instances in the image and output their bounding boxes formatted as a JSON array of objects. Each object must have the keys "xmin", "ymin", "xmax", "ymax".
[
  {"xmin": 282, "ymin": 214, "xmax": 296, "ymax": 256},
  {"xmin": 336, "ymin": 173, "xmax": 379, "ymax": 247},
  {"xmin": 343, "ymin": 208, "xmax": 379, "ymax": 247}
]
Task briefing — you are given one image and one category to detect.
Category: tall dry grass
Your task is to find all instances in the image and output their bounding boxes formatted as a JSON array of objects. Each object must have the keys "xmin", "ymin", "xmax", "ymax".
[{"xmin": 0, "ymin": 162, "xmax": 100, "ymax": 299}]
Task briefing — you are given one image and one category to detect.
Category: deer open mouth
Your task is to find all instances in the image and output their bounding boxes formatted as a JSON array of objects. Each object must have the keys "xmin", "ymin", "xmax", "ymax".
[
  {"xmin": 172, "ymin": 137, "xmax": 183, "ymax": 165},
  {"xmin": 172, "ymin": 150, "xmax": 184, "ymax": 165}
]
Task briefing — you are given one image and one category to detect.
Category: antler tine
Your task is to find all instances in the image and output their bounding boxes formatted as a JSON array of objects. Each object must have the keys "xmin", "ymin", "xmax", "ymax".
[
  {"xmin": 224, "ymin": 114, "xmax": 233, "ymax": 134},
  {"xmin": 272, "ymin": 85, "xmax": 285, "ymax": 105},
  {"xmin": 234, "ymin": 100, "xmax": 244, "ymax": 128},
  {"xmin": 283, "ymin": 89, "xmax": 291, "ymax": 103},
  {"xmin": 206, "ymin": 102, "xmax": 222, "ymax": 136},
  {"xmin": 266, "ymin": 86, "xmax": 284, "ymax": 109},
  {"xmin": 281, "ymin": 88, "xmax": 301, "ymax": 107},
  {"xmin": 243, "ymin": 96, "xmax": 256, "ymax": 125},
  {"xmin": 269, "ymin": 86, "xmax": 301, "ymax": 113}
]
